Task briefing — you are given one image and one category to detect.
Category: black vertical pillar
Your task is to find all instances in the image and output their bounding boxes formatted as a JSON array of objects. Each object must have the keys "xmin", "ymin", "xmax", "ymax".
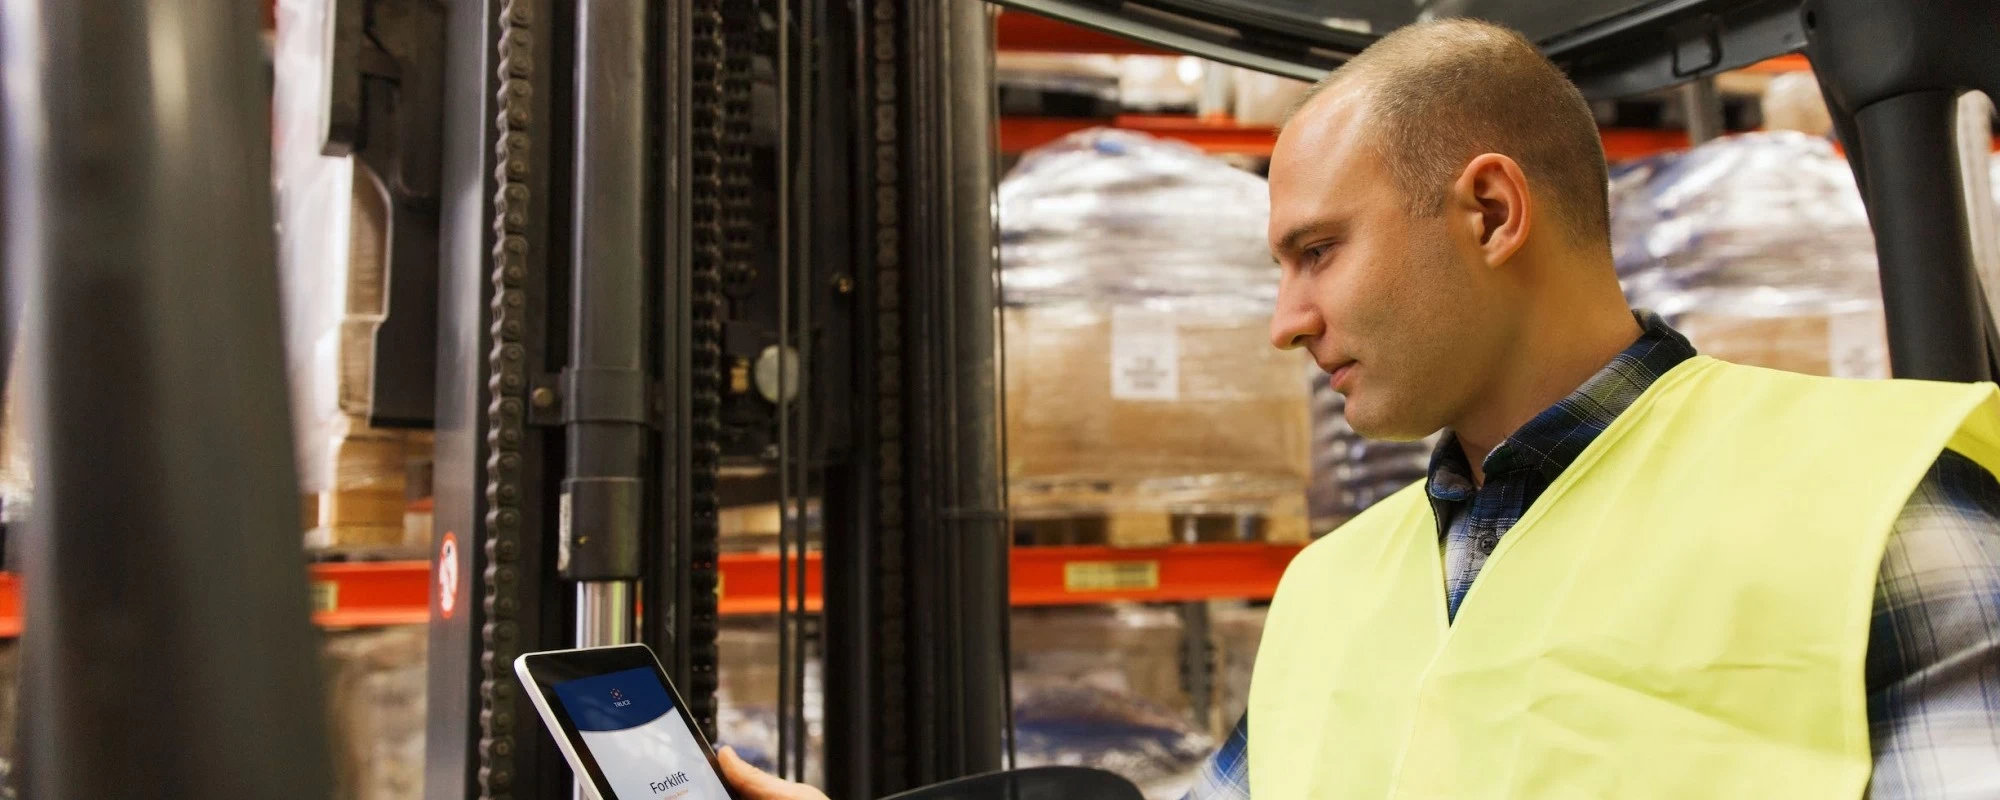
[
  {"xmin": 825, "ymin": 0, "xmax": 1006, "ymax": 795},
  {"xmin": 1805, "ymin": 0, "xmax": 2000, "ymax": 381},
  {"xmin": 2, "ymin": 0, "xmax": 332, "ymax": 796},
  {"xmin": 1850, "ymin": 91, "xmax": 1990, "ymax": 380},
  {"xmin": 427, "ymin": 0, "xmax": 573, "ymax": 796},
  {"xmin": 424, "ymin": 0, "xmax": 494, "ymax": 795},
  {"xmin": 926, "ymin": 0, "xmax": 1009, "ymax": 778},
  {"xmin": 562, "ymin": 0, "xmax": 649, "ymax": 638},
  {"xmin": 819, "ymin": 0, "xmax": 879, "ymax": 792}
]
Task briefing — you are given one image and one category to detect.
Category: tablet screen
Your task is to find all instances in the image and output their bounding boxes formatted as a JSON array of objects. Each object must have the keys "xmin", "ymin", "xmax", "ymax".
[{"xmin": 551, "ymin": 666, "xmax": 733, "ymax": 799}]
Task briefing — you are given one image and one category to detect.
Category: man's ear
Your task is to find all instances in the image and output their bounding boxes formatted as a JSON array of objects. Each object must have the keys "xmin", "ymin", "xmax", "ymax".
[{"xmin": 1450, "ymin": 153, "xmax": 1532, "ymax": 268}]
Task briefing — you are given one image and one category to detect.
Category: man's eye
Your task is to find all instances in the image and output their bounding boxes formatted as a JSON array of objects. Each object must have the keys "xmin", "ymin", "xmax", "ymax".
[{"xmin": 1302, "ymin": 244, "xmax": 1331, "ymax": 267}]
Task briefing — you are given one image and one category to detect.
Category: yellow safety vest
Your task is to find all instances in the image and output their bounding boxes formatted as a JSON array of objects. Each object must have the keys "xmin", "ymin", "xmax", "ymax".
[{"xmin": 1249, "ymin": 356, "xmax": 2000, "ymax": 799}]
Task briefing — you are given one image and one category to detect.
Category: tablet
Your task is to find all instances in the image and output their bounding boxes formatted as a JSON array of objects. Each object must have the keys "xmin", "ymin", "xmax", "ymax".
[{"xmin": 515, "ymin": 644, "xmax": 739, "ymax": 800}]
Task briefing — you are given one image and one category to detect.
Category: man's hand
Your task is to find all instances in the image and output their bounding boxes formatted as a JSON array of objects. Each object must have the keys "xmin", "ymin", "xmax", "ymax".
[{"xmin": 717, "ymin": 746, "xmax": 831, "ymax": 800}]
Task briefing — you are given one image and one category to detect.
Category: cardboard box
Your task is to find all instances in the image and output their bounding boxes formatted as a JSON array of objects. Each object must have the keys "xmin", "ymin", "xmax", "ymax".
[
  {"xmin": 1003, "ymin": 304, "xmax": 1310, "ymax": 519},
  {"xmin": 1675, "ymin": 308, "xmax": 1888, "ymax": 379}
]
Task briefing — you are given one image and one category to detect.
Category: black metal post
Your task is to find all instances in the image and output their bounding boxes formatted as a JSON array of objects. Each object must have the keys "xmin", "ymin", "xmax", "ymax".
[
  {"xmin": 1805, "ymin": 0, "xmax": 2000, "ymax": 382},
  {"xmin": 563, "ymin": 0, "xmax": 649, "ymax": 645},
  {"xmin": 1680, "ymin": 76, "xmax": 1724, "ymax": 146},
  {"xmin": 427, "ymin": 0, "xmax": 573, "ymax": 795},
  {"xmin": 2, "ymin": 0, "xmax": 332, "ymax": 796},
  {"xmin": 906, "ymin": 0, "xmax": 1007, "ymax": 781},
  {"xmin": 939, "ymin": 0, "xmax": 1010, "ymax": 776},
  {"xmin": 1849, "ymin": 91, "xmax": 1991, "ymax": 380},
  {"xmin": 818, "ymin": 0, "xmax": 879, "ymax": 791},
  {"xmin": 645, "ymin": 0, "xmax": 698, "ymax": 709}
]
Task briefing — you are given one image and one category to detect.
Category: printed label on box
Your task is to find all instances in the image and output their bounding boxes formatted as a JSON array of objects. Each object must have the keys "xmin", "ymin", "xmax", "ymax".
[
  {"xmin": 1111, "ymin": 307, "xmax": 1180, "ymax": 401},
  {"xmin": 1064, "ymin": 560, "xmax": 1161, "ymax": 593}
]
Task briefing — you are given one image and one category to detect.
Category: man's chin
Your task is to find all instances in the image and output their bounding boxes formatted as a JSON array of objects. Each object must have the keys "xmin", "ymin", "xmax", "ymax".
[{"xmin": 1342, "ymin": 402, "xmax": 1435, "ymax": 443}]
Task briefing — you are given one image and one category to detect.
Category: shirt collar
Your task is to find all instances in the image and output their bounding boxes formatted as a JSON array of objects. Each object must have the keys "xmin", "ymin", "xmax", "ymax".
[{"xmin": 1427, "ymin": 311, "xmax": 1697, "ymax": 499}]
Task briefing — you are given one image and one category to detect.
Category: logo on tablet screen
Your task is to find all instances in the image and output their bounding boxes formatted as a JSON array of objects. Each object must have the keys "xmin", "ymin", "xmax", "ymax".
[{"xmin": 611, "ymin": 687, "xmax": 631, "ymax": 707}]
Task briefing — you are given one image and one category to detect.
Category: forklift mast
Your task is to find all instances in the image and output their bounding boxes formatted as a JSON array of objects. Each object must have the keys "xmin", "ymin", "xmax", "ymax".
[{"xmin": 424, "ymin": 1, "xmax": 1006, "ymax": 798}]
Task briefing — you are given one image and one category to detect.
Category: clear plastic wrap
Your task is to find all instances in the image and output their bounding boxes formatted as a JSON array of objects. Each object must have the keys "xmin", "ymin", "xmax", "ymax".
[
  {"xmin": 1117, "ymin": 56, "xmax": 1202, "ymax": 112},
  {"xmin": 1231, "ymin": 70, "xmax": 1309, "ymax": 127},
  {"xmin": 1610, "ymin": 131, "xmax": 1889, "ymax": 378},
  {"xmin": 0, "ymin": 340, "xmax": 30, "ymax": 525},
  {"xmin": 274, "ymin": 0, "xmax": 400, "ymax": 497},
  {"xmin": 1000, "ymin": 130, "xmax": 1310, "ymax": 523},
  {"xmin": 716, "ymin": 621, "xmax": 826, "ymax": 788},
  {"xmin": 1001, "ymin": 129, "xmax": 1273, "ymax": 307},
  {"xmin": 1760, "ymin": 72, "xmax": 1833, "ymax": 137},
  {"xmin": 1210, "ymin": 601, "xmax": 1268, "ymax": 735},
  {"xmin": 1010, "ymin": 606, "xmax": 1214, "ymax": 800},
  {"xmin": 321, "ymin": 626, "xmax": 429, "ymax": 800}
]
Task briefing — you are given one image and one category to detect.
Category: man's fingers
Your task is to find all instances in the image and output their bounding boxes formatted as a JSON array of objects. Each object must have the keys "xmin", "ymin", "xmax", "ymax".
[{"xmin": 716, "ymin": 746, "xmax": 796, "ymax": 797}]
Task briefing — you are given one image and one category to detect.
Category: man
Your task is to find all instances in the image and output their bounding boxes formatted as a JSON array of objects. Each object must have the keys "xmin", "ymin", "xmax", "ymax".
[
  {"xmin": 1189, "ymin": 17, "xmax": 2000, "ymax": 800},
  {"xmin": 722, "ymin": 17, "xmax": 2000, "ymax": 800}
]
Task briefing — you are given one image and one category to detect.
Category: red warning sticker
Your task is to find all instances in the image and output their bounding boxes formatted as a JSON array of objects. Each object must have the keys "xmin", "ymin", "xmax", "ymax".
[{"xmin": 437, "ymin": 531, "xmax": 460, "ymax": 620}]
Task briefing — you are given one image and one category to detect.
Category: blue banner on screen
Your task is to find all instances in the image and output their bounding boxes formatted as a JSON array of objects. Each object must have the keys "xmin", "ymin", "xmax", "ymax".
[{"xmin": 553, "ymin": 667, "xmax": 732, "ymax": 799}]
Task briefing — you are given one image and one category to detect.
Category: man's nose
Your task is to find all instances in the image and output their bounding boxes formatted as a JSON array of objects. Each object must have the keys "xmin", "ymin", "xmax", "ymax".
[{"xmin": 1270, "ymin": 284, "xmax": 1322, "ymax": 351}]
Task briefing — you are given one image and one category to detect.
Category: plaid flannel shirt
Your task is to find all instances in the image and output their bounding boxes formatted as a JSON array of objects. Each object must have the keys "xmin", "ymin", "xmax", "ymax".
[{"xmin": 1187, "ymin": 312, "xmax": 2000, "ymax": 799}]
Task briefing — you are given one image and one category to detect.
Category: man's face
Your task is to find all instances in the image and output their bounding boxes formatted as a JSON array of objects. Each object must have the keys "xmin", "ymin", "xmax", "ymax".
[{"xmin": 1266, "ymin": 88, "xmax": 1515, "ymax": 440}]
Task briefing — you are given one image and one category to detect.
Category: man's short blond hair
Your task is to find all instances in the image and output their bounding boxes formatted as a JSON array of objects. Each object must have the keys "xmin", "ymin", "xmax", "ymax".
[{"xmin": 1287, "ymin": 19, "xmax": 1610, "ymax": 248}]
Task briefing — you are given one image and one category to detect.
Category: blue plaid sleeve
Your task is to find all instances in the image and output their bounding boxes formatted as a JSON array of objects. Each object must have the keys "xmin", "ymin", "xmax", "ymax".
[
  {"xmin": 1867, "ymin": 449, "xmax": 2000, "ymax": 799},
  {"xmin": 1183, "ymin": 712, "xmax": 1251, "ymax": 800}
]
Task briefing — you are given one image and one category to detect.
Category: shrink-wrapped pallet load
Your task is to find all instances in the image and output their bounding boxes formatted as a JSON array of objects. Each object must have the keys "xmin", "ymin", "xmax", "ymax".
[{"xmin": 1000, "ymin": 130, "xmax": 1310, "ymax": 546}]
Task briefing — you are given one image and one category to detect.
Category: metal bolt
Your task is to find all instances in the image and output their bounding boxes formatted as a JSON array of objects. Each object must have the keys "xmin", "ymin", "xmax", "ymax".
[
  {"xmin": 530, "ymin": 387, "xmax": 556, "ymax": 408},
  {"xmin": 833, "ymin": 274, "xmax": 854, "ymax": 294}
]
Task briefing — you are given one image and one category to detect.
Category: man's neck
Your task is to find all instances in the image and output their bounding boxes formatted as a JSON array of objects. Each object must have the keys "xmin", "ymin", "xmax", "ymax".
[{"xmin": 1453, "ymin": 303, "xmax": 1643, "ymax": 486}]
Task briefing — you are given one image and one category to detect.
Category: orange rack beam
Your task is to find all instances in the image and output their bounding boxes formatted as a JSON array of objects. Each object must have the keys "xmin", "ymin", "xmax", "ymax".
[
  {"xmin": 996, "ymin": 11, "xmax": 1175, "ymax": 56},
  {"xmin": 1740, "ymin": 53, "xmax": 1812, "ymax": 74},
  {"xmin": 718, "ymin": 542, "xmax": 1306, "ymax": 614},
  {"xmin": 1009, "ymin": 542, "xmax": 1303, "ymax": 606},
  {"xmin": 0, "ymin": 543, "xmax": 1306, "ymax": 636},
  {"xmin": 1002, "ymin": 115, "xmax": 1731, "ymax": 160},
  {"xmin": 1001, "ymin": 114, "xmax": 1279, "ymax": 155}
]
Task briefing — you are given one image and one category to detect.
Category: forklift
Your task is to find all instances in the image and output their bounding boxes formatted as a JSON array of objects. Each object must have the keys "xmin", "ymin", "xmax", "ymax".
[{"xmin": 5, "ymin": 0, "xmax": 1999, "ymax": 797}]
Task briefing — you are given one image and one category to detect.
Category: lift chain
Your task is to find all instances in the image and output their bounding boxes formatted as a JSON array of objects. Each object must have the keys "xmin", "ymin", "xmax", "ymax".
[
  {"xmin": 686, "ymin": 0, "xmax": 733, "ymax": 739},
  {"xmin": 720, "ymin": 3, "xmax": 757, "ymax": 290},
  {"xmin": 867, "ymin": 0, "xmax": 909, "ymax": 781},
  {"xmin": 479, "ymin": 0, "xmax": 537, "ymax": 796}
]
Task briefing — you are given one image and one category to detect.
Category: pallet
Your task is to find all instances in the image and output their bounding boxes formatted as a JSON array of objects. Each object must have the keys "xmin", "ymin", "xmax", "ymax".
[
  {"xmin": 1010, "ymin": 508, "xmax": 1307, "ymax": 548},
  {"xmin": 717, "ymin": 501, "xmax": 821, "ymax": 554},
  {"xmin": 304, "ymin": 421, "xmax": 433, "ymax": 553},
  {"xmin": 717, "ymin": 490, "xmax": 1311, "ymax": 551},
  {"xmin": 1007, "ymin": 476, "xmax": 1310, "ymax": 548}
]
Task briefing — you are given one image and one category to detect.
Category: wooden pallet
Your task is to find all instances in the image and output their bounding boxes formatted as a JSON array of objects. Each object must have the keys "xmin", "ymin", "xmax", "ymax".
[
  {"xmin": 1007, "ymin": 476, "xmax": 1310, "ymax": 548},
  {"xmin": 717, "ymin": 491, "xmax": 1311, "ymax": 551},
  {"xmin": 1010, "ymin": 503, "xmax": 1308, "ymax": 548},
  {"xmin": 304, "ymin": 422, "xmax": 433, "ymax": 553}
]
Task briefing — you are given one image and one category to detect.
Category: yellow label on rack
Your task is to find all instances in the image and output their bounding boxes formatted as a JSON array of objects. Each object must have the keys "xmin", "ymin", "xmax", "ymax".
[
  {"xmin": 1064, "ymin": 560, "xmax": 1160, "ymax": 593},
  {"xmin": 310, "ymin": 580, "xmax": 339, "ymax": 614}
]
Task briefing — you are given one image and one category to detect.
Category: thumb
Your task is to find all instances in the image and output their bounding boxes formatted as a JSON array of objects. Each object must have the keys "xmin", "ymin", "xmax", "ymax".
[{"xmin": 716, "ymin": 746, "xmax": 800, "ymax": 798}]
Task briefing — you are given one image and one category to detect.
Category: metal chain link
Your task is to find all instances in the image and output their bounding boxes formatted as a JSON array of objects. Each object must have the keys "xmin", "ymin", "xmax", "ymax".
[
  {"xmin": 479, "ymin": 0, "xmax": 537, "ymax": 796},
  {"xmin": 720, "ymin": 4, "xmax": 757, "ymax": 290},
  {"xmin": 867, "ymin": 0, "xmax": 908, "ymax": 781},
  {"xmin": 687, "ymin": 0, "xmax": 730, "ymax": 739}
]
